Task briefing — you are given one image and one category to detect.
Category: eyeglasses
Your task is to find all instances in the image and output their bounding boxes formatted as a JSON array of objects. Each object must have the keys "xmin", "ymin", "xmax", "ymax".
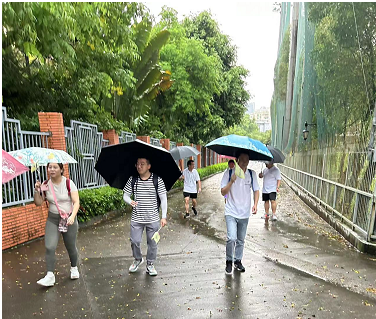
[{"xmin": 135, "ymin": 163, "xmax": 147, "ymax": 168}]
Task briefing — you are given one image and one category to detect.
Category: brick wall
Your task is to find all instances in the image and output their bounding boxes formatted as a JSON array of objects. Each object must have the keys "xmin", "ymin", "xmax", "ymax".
[{"xmin": 2, "ymin": 203, "xmax": 49, "ymax": 250}]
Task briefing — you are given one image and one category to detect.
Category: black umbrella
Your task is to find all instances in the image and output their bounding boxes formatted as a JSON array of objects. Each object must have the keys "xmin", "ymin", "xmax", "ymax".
[
  {"xmin": 266, "ymin": 146, "xmax": 285, "ymax": 163},
  {"xmin": 95, "ymin": 139, "xmax": 181, "ymax": 191}
]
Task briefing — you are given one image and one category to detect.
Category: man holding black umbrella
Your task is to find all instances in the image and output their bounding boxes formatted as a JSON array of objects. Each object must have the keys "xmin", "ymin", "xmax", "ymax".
[{"xmin": 123, "ymin": 157, "xmax": 167, "ymax": 276}]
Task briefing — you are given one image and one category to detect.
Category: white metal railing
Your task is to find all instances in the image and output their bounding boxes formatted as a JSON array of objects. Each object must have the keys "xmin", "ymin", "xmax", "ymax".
[{"xmin": 279, "ymin": 164, "xmax": 375, "ymax": 240}]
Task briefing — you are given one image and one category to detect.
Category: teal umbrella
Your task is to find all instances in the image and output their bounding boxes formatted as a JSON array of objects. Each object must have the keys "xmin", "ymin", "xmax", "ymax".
[{"xmin": 206, "ymin": 134, "xmax": 273, "ymax": 161}]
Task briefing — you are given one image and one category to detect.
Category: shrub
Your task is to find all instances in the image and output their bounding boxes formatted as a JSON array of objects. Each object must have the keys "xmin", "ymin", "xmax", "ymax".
[
  {"xmin": 77, "ymin": 162, "xmax": 227, "ymax": 222},
  {"xmin": 78, "ymin": 186, "xmax": 126, "ymax": 222}
]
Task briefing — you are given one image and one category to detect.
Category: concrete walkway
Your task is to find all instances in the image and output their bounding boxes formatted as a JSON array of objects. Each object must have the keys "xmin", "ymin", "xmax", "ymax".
[{"xmin": 3, "ymin": 165, "xmax": 376, "ymax": 318}]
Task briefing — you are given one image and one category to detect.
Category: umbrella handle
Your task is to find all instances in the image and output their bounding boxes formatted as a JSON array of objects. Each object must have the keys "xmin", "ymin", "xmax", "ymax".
[{"xmin": 36, "ymin": 169, "xmax": 41, "ymax": 181}]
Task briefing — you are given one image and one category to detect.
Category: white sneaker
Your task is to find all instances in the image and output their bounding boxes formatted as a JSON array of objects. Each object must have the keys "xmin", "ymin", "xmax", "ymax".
[
  {"xmin": 272, "ymin": 214, "xmax": 278, "ymax": 221},
  {"xmin": 129, "ymin": 258, "xmax": 144, "ymax": 273},
  {"xmin": 37, "ymin": 272, "xmax": 55, "ymax": 287},
  {"xmin": 146, "ymin": 263, "xmax": 158, "ymax": 276},
  {"xmin": 261, "ymin": 214, "xmax": 270, "ymax": 220},
  {"xmin": 70, "ymin": 266, "xmax": 79, "ymax": 279}
]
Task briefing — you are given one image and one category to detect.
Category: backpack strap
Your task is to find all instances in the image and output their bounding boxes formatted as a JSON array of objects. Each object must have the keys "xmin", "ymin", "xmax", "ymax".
[
  {"xmin": 66, "ymin": 178, "xmax": 71, "ymax": 196},
  {"xmin": 153, "ymin": 173, "xmax": 161, "ymax": 209},
  {"xmin": 42, "ymin": 180, "xmax": 49, "ymax": 200},
  {"xmin": 248, "ymin": 169, "xmax": 254, "ymax": 191}
]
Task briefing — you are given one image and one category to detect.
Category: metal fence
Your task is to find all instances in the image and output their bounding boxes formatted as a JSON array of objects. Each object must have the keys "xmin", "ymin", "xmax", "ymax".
[
  {"xmin": 2, "ymin": 107, "xmax": 50, "ymax": 208},
  {"xmin": 2, "ymin": 105, "xmax": 221, "ymax": 208},
  {"xmin": 65, "ymin": 120, "xmax": 108, "ymax": 190},
  {"xmin": 119, "ymin": 131, "xmax": 136, "ymax": 144},
  {"xmin": 280, "ymin": 147, "xmax": 376, "ymax": 241}
]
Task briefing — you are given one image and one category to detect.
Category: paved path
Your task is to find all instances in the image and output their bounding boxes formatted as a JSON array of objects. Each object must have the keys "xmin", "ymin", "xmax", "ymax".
[{"xmin": 3, "ymin": 165, "xmax": 376, "ymax": 318}]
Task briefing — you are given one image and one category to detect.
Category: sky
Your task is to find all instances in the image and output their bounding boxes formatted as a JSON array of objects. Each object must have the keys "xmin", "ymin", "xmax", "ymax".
[{"xmin": 144, "ymin": 1, "xmax": 281, "ymax": 110}]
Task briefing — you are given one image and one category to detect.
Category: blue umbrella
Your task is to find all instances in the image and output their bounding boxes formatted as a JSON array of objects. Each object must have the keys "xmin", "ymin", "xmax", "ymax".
[{"xmin": 206, "ymin": 134, "xmax": 273, "ymax": 161}]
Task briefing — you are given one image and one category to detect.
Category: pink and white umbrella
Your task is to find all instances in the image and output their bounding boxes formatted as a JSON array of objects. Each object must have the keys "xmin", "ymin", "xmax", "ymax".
[{"xmin": 2, "ymin": 149, "xmax": 30, "ymax": 184}]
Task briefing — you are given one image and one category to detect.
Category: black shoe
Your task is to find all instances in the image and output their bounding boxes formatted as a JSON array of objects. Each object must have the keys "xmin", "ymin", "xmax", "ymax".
[
  {"xmin": 225, "ymin": 260, "xmax": 232, "ymax": 275},
  {"xmin": 234, "ymin": 260, "xmax": 245, "ymax": 272},
  {"xmin": 184, "ymin": 213, "xmax": 190, "ymax": 219},
  {"xmin": 192, "ymin": 207, "xmax": 198, "ymax": 215}
]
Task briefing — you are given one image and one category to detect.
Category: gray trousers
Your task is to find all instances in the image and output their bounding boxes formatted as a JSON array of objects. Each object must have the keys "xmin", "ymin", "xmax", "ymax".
[
  {"xmin": 130, "ymin": 221, "xmax": 160, "ymax": 265},
  {"xmin": 45, "ymin": 212, "xmax": 78, "ymax": 272}
]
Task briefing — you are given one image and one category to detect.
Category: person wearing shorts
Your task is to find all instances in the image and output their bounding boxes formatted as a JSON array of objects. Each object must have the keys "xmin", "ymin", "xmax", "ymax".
[
  {"xmin": 259, "ymin": 161, "xmax": 281, "ymax": 221},
  {"xmin": 180, "ymin": 160, "xmax": 201, "ymax": 218}
]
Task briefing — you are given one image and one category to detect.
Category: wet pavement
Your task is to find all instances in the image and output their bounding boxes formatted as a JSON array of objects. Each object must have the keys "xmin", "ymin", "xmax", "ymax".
[{"xmin": 3, "ymin": 163, "xmax": 376, "ymax": 319}]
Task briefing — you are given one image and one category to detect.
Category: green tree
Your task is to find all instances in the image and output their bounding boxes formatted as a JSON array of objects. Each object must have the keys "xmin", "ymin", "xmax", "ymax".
[
  {"xmin": 2, "ymin": 2, "xmax": 149, "ymax": 131},
  {"xmin": 226, "ymin": 114, "xmax": 271, "ymax": 145}
]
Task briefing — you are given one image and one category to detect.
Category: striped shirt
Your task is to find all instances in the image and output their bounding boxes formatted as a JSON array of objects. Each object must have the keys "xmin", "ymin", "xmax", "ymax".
[{"xmin": 123, "ymin": 173, "xmax": 167, "ymax": 224}]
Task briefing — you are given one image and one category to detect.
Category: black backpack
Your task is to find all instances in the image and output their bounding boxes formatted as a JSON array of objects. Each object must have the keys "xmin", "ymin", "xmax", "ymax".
[{"xmin": 131, "ymin": 173, "xmax": 161, "ymax": 209}]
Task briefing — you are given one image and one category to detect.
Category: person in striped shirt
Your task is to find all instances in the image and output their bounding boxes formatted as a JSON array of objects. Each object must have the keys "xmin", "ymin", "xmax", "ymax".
[{"xmin": 123, "ymin": 157, "xmax": 168, "ymax": 276}]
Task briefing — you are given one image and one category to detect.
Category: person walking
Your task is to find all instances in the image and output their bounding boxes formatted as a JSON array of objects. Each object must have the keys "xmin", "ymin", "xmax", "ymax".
[
  {"xmin": 180, "ymin": 159, "xmax": 201, "ymax": 219},
  {"xmin": 259, "ymin": 161, "xmax": 281, "ymax": 221},
  {"xmin": 123, "ymin": 157, "xmax": 167, "ymax": 276},
  {"xmin": 34, "ymin": 162, "xmax": 80, "ymax": 287},
  {"xmin": 221, "ymin": 152, "xmax": 259, "ymax": 275}
]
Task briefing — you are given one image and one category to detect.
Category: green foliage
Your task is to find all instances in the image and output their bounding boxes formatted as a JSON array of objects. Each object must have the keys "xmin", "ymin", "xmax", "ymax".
[
  {"xmin": 274, "ymin": 26, "xmax": 290, "ymax": 102},
  {"xmin": 226, "ymin": 114, "xmax": 271, "ymax": 144},
  {"xmin": 309, "ymin": 2, "xmax": 376, "ymax": 140},
  {"xmin": 78, "ymin": 186, "xmax": 126, "ymax": 222},
  {"xmin": 141, "ymin": 8, "xmax": 249, "ymax": 144},
  {"xmin": 2, "ymin": 2, "xmax": 151, "ymax": 130},
  {"xmin": 172, "ymin": 162, "xmax": 228, "ymax": 189}
]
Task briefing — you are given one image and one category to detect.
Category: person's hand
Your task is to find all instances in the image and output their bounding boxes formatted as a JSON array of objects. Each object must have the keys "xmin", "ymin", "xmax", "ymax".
[
  {"xmin": 259, "ymin": 173, "xmax": 263, "ymax": 178},
  {"xmin": 198, "ymin": 188, "xmax": 202, "ymax": 193},
  {"xmin": 130, "ymin": 201, "xmax": 138, "ymax": 207},
  {"xmin": 181, "ymin": 175, "xmax": 185, "ymax": 180},
  {"xmin": 276, "ymin": 187, "xmax": 280, "ymax": 193},
  {"xmin": 35, "ymin": 180, "xmax": 41, "ymax": 192},
  {"xmin": 67, "ymin": 215, "xmax": 75, "ymax": 225},
  {"xmin": 230, "ymin": 173, "xmax": 237, "ymax": 183},
  {"xmin": 161, "ymin": 218, "xmax": 167, "ymax": 227},
  {"xmin": 252, "ymin": 205, "xmax": 257, "ymax": 214}
]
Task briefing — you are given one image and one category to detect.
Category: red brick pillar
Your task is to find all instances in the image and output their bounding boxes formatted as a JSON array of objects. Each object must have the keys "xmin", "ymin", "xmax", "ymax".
[
  {"xmin": 137, "ymin": 136, "xmax": 150, "ymax": 144},
  {"xmin": 196, "ymin": 145, "xmax": 201, "ymax": 168},
  {"xmin": 38, "ymin": 112, "xmax": 69, "ymax": 179},
  {"xmin": 177, "ymin": 142, "xmax": 184, "ymax": 170},
  {"xmin": 160, "ymin": 139, "xmax": 170, "ymax": 150},
  {"xmin": 103, "ymin": 129, "xmax": 119, "ymax": 145}
]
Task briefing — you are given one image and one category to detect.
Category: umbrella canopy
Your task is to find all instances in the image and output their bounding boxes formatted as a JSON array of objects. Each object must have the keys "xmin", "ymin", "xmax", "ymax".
[
  {"xmin": 2, "ymin": 149, "xmax": 30, "ymax": 184},
  {"xmin": 9, "ymin": 147, "xmax": 77, "ymax": 166},
  {"xmin": 169, "ymin": 146, "xmax": 200, "ymax": 161},
  {"xmin": 266, "ymin": 146, "xmax": 285, "ymax": 163},
  {"xmin": 206, "ymin": 134, "xmax": 273, "ymax": 161},
  {"xmin": 95, "ymin": 139, "xmax": 181, "ymax": 191}
]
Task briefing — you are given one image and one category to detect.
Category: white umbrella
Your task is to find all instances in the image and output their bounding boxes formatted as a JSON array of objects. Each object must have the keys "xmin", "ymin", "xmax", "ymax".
[{"xmin": 169, "ymin": 146, "xmax": 200, "ymax": 161}]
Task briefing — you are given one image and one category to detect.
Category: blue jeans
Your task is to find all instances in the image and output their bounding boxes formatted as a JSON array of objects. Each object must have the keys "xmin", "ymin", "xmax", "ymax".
[{"xmin": 225, "ymin": 215, "xmax": 249, "ymax": 262}]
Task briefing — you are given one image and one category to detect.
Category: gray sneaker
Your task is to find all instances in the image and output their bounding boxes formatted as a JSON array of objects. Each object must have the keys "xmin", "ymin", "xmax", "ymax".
[
  {"xmin": 146, "ymin": 263, "xmax": 158, "ymax": 276},
  {"xmin": 129, "ymin": 258, "xmax": 144, "ymax": 273}
]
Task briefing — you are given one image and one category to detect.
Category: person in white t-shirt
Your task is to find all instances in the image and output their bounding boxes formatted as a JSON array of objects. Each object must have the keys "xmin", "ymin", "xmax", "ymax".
[
  {"xmin": 221, "ymin": 152, "xmax": 260, "ymax": 275},
  {"xmin": 259, "ymin": 161, "xmax": 281, "ymax": 221},
  {"xmin": 180, "ymin": 160, "xmax": 201, "ymax": 219}
]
